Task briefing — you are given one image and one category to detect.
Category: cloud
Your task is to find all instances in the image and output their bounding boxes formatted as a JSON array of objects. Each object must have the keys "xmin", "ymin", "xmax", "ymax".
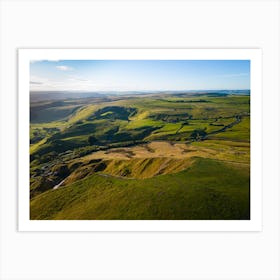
[
  {"xmin": 68, "ymin": 77, "xmax": 89, "ymax": 82},
  {"xmin": 56, "ymin": 65, "xmax": 74, "ymax": 71},
  {"xmin": 29, "ymin": 75, "xmax": 49, "ymax": 89},
  {"xmin": 75, "ymin": 78, "xmax": 88, "ymax": 82},
  {"xmin": 30, "ymin": 74, "xmax": 98, "ymax": 91}
]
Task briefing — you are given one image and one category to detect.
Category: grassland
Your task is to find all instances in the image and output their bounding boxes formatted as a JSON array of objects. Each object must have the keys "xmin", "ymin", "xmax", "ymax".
[{"xmin": 29, "ymin": 92, "xmax": 250, "ymax": 220}]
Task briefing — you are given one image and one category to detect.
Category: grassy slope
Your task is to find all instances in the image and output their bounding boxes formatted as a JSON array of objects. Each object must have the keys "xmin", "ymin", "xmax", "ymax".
[
  {"xmin": 29, "ymin": 94, "xmax": 250, "ymax": 220},
  {"xmin": 31, "ymin": 104, "xmax": 82, "ymax": 123},
  {"xmin": 30, "ymin": 158, "xmax": 250, "ymax": 220}
]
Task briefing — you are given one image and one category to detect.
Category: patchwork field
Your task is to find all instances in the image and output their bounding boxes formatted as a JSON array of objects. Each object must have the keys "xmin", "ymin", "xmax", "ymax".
[{"xmin": 30, "ymin": 92, "xmax": 250, "ymax": 220}]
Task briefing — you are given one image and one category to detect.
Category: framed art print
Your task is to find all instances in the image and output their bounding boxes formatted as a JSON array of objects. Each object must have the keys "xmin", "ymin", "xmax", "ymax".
[
  {"xmin": 2, "ymin": 0, "xmax": 280, "ymax": 280},
  {"xmin": 18, "ymin": 48, "xmax": 262, "ymax": 231}
]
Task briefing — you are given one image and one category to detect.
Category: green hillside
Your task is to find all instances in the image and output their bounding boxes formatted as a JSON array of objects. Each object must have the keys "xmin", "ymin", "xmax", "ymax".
[
  {"xmin": 29, "ymin": 93, "xmax": 250, "ymax": 220},
  {"xmin": 30, "ymin": 158, "xmax": 250, "ymax": 220}
]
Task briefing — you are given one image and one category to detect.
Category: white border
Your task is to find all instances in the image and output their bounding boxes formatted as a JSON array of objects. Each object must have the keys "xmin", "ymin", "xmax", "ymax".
[{"xmin": 18, "ymin": 49, "xmax": 262, "ymax": 231}]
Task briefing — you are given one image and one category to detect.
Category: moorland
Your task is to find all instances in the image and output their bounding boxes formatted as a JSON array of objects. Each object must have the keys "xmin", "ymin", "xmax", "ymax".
[{"xmin": 30, "ymin": 91, "xmax": 250, "ymax": 220}]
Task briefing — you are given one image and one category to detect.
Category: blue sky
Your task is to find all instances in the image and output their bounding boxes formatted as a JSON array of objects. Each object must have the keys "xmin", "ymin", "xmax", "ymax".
[{"xmin": 30, "ymin": 60, "xmax": 250, "ymax": 92}]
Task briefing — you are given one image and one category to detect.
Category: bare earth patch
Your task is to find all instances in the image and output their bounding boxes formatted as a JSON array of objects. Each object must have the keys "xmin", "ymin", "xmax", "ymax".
[
  {"xmin": 83, "ymin": 141, "xmax": 205, "ymax": 160},
  {"xmin": 75, "ymin": 140, "xmax": 249, "ymax": 179}
]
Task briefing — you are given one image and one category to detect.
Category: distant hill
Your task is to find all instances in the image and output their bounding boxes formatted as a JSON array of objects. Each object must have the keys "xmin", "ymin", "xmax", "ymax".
[
  {"xmin": 30, "ymin": 91, "xmax": 105, "ymax": 102},
  {"xmin": 30, "ymin": 89, "xmax": 250, "ymax": 102}
]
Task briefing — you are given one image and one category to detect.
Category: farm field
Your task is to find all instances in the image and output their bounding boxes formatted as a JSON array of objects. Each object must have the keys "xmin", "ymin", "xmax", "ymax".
[{"xmin": 30, "ymin": 92, "xmax": 250, "ymax": 220}]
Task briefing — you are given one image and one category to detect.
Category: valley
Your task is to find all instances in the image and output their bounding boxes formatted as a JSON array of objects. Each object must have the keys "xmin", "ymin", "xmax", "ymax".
[{"xmin": 29, "ymin": 92, "xmax": 250, "ymax": 220}]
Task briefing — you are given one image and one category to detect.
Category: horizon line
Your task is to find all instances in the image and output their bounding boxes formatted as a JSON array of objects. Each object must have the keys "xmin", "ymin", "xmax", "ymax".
[{"xmin": 30, "ymin": 89, "xmax": 250, "ymax": 93}]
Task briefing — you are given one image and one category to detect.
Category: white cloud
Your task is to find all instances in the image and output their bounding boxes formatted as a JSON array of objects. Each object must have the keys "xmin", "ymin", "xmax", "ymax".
[
  {"xmin": 30, "ymin": 75, "xmax": 48, "ymax": 84},
  {"xmin": 56, "ymin": 65, "xmax": 74, "ymax": 71},
  {"xmin": 30, "ymin": 74, "xmax": 98, "ymax": 91},
  {"xmin": 67, "ymin": 76, "xmax": 89, "ymax": 82},
  {"xmin": 30, "ymin": 74, "xmax": 149, "ymax": 92}
]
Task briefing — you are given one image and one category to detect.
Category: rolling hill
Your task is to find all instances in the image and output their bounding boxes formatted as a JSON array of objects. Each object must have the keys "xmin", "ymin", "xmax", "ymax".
[{"xmin": 29, "ymin": 92, "xmax": 250, "ymax": 220}]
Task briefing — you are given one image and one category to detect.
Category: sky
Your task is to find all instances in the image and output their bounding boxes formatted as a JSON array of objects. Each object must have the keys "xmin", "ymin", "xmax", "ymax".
[{"xmin": 30, "ymin": 60, "xmax": 250, "ymax": 92}]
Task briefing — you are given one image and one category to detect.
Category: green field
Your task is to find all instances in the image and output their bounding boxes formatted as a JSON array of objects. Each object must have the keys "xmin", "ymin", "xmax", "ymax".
[{"xmin": 30, "ymin": 92, "xmax": 250, "ymax": 220}]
